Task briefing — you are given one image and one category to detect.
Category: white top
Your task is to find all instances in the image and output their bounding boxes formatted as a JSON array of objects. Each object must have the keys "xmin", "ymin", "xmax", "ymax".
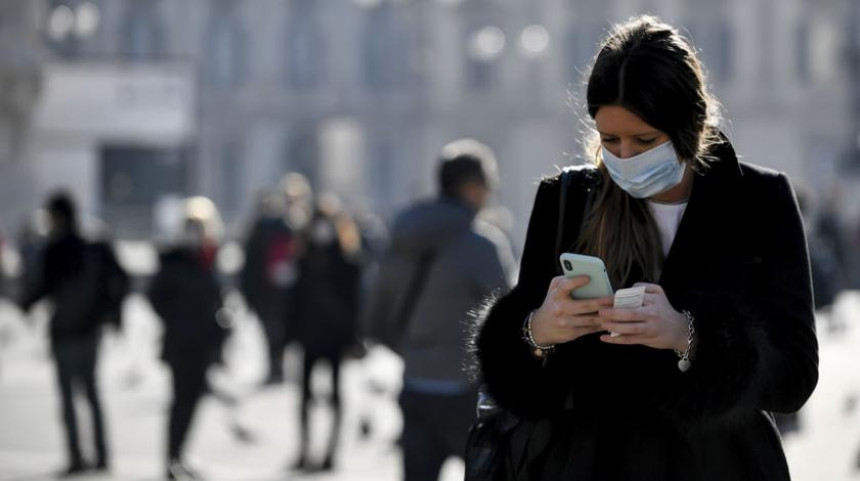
[{"xmin": 647, "ymin": 201, "xmax": 688, "ymax": 257}]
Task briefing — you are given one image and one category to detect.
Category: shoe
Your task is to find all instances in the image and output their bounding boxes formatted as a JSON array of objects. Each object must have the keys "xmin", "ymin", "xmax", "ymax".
[
  {"xmin": 167, "ymin": 459, "xmax": 203, "ymax": 480},
  {"xmin": 57, "ymin": 462, "xmax": 88, "ymax": 478},
  {"xmin": 319, "ymin": 455, "xmax": 334, "ymax": 472},
  {"xmin": 288, "ymin": 454, "xmax": 309, "ymax": 472},
  {"xmin": 92, "ymin": 459, "xmax": 110, "ymax": 473}
]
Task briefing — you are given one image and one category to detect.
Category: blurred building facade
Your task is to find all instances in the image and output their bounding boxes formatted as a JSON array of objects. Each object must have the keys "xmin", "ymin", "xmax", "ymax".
[{"xmin": 0, "ymin": 0, "xmax": 858, "ymax": 244}]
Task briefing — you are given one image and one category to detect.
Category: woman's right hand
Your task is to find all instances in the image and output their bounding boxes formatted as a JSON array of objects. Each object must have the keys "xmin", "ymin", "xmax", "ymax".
[{"xmin": 530, "ymin": 275, "xmax": 613, "ymax": 346}]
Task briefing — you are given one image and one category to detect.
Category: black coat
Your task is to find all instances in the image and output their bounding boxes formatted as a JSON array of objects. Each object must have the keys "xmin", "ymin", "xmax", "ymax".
[
  {"xmin": 239, "ymin": 216, "xmax": 298, "ymax": 328},
  {"xmin": 21, "ymin": 233, "xmax": 128, "ymax": 343},
  {"xmin": 294, "ymin": 234, "xmax": 362, "ymax": 357},
  {"xmin": 475, "ymin": 139, "xmax": 818, "ymax": 481},
  {"xmin": 148, "ymin": 248, "xmax": 227, "ymax": 365}
]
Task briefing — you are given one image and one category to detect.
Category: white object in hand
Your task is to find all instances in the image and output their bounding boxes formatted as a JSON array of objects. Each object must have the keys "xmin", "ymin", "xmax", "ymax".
[{"xmin": 613, "ymin": 286, "xmax": 646, "ymax": 309}]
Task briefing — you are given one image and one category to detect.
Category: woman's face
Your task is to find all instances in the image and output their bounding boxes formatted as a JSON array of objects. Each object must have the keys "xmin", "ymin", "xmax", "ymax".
[{"xmin": 594, "ymin": 106, "xmax": 671, "ymax": 159}]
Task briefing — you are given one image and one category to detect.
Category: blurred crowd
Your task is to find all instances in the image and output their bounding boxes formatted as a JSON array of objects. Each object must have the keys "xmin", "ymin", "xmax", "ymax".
[
  {"xmin": 0, "ymin": 136, "xmax": 858, "ymax": 480},
  {"xmin": 0, "ymin": 139, "xmax": 516, "ymax": 481}
]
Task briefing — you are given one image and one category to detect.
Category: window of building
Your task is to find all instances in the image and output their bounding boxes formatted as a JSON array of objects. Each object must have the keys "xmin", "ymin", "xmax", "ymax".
[
  {"xmin": 362, "ymin": 5, "xmax": 413, "ymax": 92},
  {"xmin": 46, "ymin": 0, "xmax": 102, "ymax": 58},
  {"xmin": 465, "ymin": 25, "xmax": 506, "ymax": 91},
  {"xmin": 285, "ymin": 6, "xmax": 325, "ymax": 90},
  {"xmin": 220, "ymin": 141, "xmax": 243, "ymax": 212},
  {"xmin": 366, "ymin": 135, "xmax": 395, "ymax": 213},
  {"xmin": 204, "ymin": 4, "xmax": 248, "ymax": 89},
  {"xmin": 120, "ymin": 0, "xmax": 165, "ymax": 60},
  {"xmin": 284, "ymin": 128, "xmax": 320, "ymax": 187}
]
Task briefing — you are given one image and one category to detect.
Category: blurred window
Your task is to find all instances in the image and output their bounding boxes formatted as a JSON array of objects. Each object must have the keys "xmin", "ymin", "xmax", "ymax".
[
  {"xmin": 100, "ymin": 145, "xmax": 189, "ymax": 236},
  {"xmin": 362, "ymin": 5, "xmax": 413, "ymax": 92},
  {"xmin": 284, "ymin": 128, "xmax": 320, "ymax": 186},
  {"xmin": 204, "ymin": 4, "xmax": 248, "ymax": 89},
  {"xmin": 366, "ymin": 135, "xmax": 395, "ymax": 214},
  {"xmin": 465, "ymin": 25, "xmax": 506, "ymax": 91},
  {"xmin": 46, "ymin": 0, "xmax": 103, "ymax": 58},
  {"xmin": 220, "ymin": 141, "xmax": 243, "ymax": 213},
  {"xmin": 285, "ymin": 6, "xmax": 325, "ymax": 90},
  {"xmin": 120, "ymin": 0, "xmax": 166, "ymax": 60}
]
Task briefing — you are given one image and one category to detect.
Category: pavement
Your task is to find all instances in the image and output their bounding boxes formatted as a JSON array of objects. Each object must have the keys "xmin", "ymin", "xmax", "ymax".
[{"xmin": 1, "ymin": 290, "xmax": 860, "ymax": 481}]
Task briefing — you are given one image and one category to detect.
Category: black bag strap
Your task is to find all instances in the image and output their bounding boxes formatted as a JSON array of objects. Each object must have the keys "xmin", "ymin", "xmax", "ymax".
[
  {"xmin": 554, "ymin": 168, "xmax": 598, "ymax": 261},
  {"xmin": 393, "ymin": 250, "xmax": 437, "ymax": 342},
  {"xmin": 554, "ymin": 170, "xmax": 572, "ymax": 258}
]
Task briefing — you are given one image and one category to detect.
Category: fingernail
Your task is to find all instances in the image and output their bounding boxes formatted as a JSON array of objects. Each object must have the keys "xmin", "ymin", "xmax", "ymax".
[{"xmin": 610, "ymin": 332, "xmax": 620, "ymax": 338}]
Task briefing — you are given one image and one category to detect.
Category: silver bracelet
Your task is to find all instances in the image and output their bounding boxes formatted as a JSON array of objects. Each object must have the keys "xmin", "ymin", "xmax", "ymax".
[
  {"xmin": 673, "ymin": 310, "xmax": 695, "ymax": 372},
  {"xmin": 522, "ymin": 310, "xmax": 556, "ymax": 354}
]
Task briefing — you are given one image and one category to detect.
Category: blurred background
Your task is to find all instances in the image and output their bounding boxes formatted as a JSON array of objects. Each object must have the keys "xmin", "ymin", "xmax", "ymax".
[{"xmin": 1, "ymin": 0, "xmax": 860, "ymax": 480}]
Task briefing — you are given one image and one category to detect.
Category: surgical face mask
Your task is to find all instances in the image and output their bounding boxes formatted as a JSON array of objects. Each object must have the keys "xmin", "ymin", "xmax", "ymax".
[
  {"xmin": 601, "ymin": 141, "xmax": 686, "ymax": 199},
  {"xmin": 311, "ymin": 219, "xmax": 336, "ymax": 245}
]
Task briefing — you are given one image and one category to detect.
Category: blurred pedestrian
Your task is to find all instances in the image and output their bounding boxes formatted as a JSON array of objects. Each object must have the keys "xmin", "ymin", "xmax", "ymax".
[
  {"xmin": 290, "ymin": 193, "xmax": 366, "ymax": 472},
  {"xmin": 239, "ymin": 173, "xmax": 312, "ymax": 386},
  {"xmin": 364, "ymin": 139, "xmax": 516, "ymax": 481},
  {"xmin": 471, "ymin": 15, "xmax": 817, "ymax": 481},
  {"xmin": 147, "ymin": 197, "xmax": 230, "ymax": 481},
  {"xmin": 18, "ymin": 191, "xmax": 129, "ymax": 477}
]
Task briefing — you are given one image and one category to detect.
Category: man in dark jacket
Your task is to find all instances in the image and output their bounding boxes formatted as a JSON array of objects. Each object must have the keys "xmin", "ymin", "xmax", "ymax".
[
  {"xmin": 19, "ymin": 192, "xmax": 128, "ymax": 477},
  {"xmin": 364, "ymin": 139, "xmax": 516, "ymax": 481}
]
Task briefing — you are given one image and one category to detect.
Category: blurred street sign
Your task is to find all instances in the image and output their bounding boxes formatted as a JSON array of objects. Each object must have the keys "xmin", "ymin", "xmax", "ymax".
[{"xmin": 32, "ymin": 62, "xmax": 195, "ymax": 143}]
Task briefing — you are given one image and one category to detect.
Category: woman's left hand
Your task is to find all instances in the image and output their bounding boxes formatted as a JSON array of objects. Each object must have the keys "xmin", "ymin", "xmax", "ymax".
[{"xmin": 597, "ymin": 283, "xmax": 689, "ymax": 352}]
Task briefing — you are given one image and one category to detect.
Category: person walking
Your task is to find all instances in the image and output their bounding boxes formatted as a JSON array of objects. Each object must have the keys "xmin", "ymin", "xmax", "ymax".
[
  {"xmin": 19, "ymin": 191, "xmax": 128, "ymax": 476},
  {"xmin": 290, "ymin": 194, "xmax": 365, "ymax": 472},
  {"xmin": 365, "ymin": 139, "xmax": 516, "ymax": 481},
  {"xmin": 240, "ymin": 174, "xmax": 312, "ymax": 385},
  {"xmin": 472, "ymin": 15, "xmax": 818, "ymax": 481},
  {"xmin": 147, "ymin": 197, "xmax": 230, "ymax": 481}
]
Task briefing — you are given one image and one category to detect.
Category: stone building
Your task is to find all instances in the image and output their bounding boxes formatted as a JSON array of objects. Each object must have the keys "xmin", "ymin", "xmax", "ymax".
[{"xmin": 0, "ymin": 0, "xmax": 857, "ymax": 245}]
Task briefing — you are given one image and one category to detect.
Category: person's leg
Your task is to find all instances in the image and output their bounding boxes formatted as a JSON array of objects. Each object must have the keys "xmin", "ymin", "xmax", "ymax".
[
  {"xmin": 262, "ymin": 304, "xmax": 287, "ymax": 384},
  {"xmin": 167, "ymin": 358, "xmax": 208, "ymax": 465},
  {"xmin": 52, "ymin": 342, "xmax": 85, "ymax": 472},
  {"xmin": 321, "ymin": 353, "xmax": 343, "ymax": 470},
  {"xmin": 293, "ymin": 349, "xmax": 316, "ymax": 469},
  {"xmin": 400, "ymin": 389, "xmax": 447, "ymax": 481},
  {"xmin": 80, "ymin": 337, "xmax": 109, "ymax": 469}
]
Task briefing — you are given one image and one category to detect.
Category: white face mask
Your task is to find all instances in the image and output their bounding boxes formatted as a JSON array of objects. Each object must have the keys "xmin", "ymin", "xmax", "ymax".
[
  {"xmin": 601, "ymin": 141, "xmax": 686, "ymax": 199},
  {"xmin": 311, "ymin": 220, "xmax": 336, "ymax": 245}
]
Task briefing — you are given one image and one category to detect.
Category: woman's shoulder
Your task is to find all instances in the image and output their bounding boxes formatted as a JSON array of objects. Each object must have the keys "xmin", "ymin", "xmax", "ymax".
[
  {"xmin": 541, "ymin": 163, "xmax": 600, "ymax": 183},
  {"xmin": 535, "ymin": 163, "xmax": 602, "ymax": 196},
  {"xmin": 737, "ymin": 161, "xmax": 793, "ymax": 195}
]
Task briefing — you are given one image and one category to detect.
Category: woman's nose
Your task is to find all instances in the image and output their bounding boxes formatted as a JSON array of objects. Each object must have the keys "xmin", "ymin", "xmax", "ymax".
[{"xmin": 619, "ymin": 142, "xmax": 637, "ymax": 159}]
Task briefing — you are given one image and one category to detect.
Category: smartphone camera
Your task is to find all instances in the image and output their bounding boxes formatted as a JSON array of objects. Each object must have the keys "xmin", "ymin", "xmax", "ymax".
[{"xmin": 563, "ymin": 260, "xmax": 573, "ymax": 271}]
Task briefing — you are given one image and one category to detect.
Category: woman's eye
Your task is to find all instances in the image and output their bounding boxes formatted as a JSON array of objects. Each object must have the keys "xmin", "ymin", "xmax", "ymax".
[
  {"xmin": 601, "ymin": 137, "xmax": 619, "ymax": 144},
  {"xmin": 637, "ymin": 138, "xmax": 657, "ymax": 145}
]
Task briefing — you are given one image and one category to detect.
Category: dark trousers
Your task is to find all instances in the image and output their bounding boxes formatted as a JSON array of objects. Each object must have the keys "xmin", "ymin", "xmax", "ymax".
[
  {"xmin": 298, "ymin": 350, "xmax": 343, "ymax": 462},
  {"xmin": 400, "ymin": 387, "xmax": 477, "ymax": 481},
  {"xmin": 52, "ymin": 336, "xmax": 108, "ymax": 467},
  {"xmin": 167, "ymin": 356, "xmax": 209, "ymax": 462}
]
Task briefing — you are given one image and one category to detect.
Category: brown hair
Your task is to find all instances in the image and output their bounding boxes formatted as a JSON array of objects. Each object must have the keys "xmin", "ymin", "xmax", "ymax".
[{"xmin": 575, "ymin": 15, "xmax": 721, "ymax": 287}]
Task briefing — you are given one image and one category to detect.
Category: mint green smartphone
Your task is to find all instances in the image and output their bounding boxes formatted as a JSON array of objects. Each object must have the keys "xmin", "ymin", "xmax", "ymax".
[{"xmin": 559, "ymin": 253, "xmax": 614, "ymax": 299}]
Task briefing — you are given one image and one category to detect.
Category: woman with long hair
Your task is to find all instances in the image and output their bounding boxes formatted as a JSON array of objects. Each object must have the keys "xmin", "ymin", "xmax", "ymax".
[{"xmin": 474, "ymin": 15, "xmax": 818, "ymax": 480}]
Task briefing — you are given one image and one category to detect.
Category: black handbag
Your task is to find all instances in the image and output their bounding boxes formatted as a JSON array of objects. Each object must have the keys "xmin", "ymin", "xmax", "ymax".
[
  {"xmin": 464, "ymin": 167, "xmax": 598, "ymax": 481},
  {"xmin": 464, "ymin": 392, "xmax": 521, "ymax": 481}
]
